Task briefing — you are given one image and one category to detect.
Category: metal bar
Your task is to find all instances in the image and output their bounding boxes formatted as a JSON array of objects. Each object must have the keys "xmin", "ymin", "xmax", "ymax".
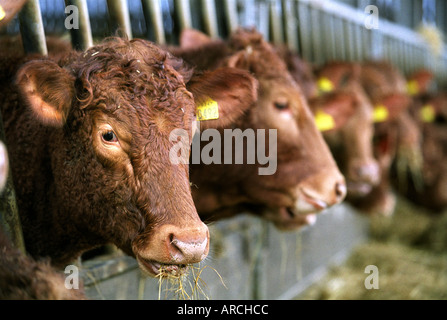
[
  {"xmin": 269, "ymin": 0, "xmax": 284, "ymax": 45},
  {"xmin": 323, "ymin": 14, "xmax": 336, "ymax": 62},
  {"xmin": 65, "ymin": 0, "xmax": 93, "ymax": 51},
  {"xmin": 18, "ymin": 0, "xmax": 47, "ymax": 55},
  {"xmin": 311, "ymin": 7, "xmax": 324, "ymax": 64},
  {"xmin": 297, "ymin": 1, "xmax": 312, "ymax": 62},
  {"xmin": 223, "ymin": 0, "xmax": 239, "ymax": 34},
  {"xmin": 107, "ymin": 0, "xmax": 133, "ymax": 39},
  {"xmin": 141, "ymin": 0, "xmax": 166, "ymax": 44},
  {"xmin": 282, "ymin": 0, "xmax": 298, "ymax": 52},
  {"xmin": 0, "ymin": 111, "xmax": 25, "ymax": 254},
  {"xmin": 175, "ymin": 0, "xmax": 193, "ymax": 30},
  {"xmin": 201, "ymin": 0, "xmax": 219, "ymax": 38}
]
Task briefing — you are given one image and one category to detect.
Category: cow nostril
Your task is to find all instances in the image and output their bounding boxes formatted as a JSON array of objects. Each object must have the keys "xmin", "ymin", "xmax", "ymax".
[
  {"xmin": 168, "ymin": 234, "xmax": 208, "ymax": 264},
  {"xmin": 335, "ymin": 182, "xmax": 347, "ymax": 200}
]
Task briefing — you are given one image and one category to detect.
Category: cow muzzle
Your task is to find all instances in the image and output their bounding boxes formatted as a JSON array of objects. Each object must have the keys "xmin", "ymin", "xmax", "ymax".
[
  {"xmin": 134, "ymin": 222, "xmax": 210, "ymax": 277},
  {"xmin": 294, "ymin": 170, "xmax": 347, "ymax": 214},
  {"xmin": 347, "ymin": 159, "xmax": 381, "ymax": 196}
]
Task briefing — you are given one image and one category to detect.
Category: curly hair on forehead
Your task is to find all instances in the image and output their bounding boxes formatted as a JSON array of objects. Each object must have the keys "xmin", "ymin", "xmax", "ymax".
[
  {"xmin": 68, "ymin": 37, "xmax": 192, "ymax": 110},
  {"xmin": 227, "ymin": 28, "xmax": 291, "ymax": 80}
]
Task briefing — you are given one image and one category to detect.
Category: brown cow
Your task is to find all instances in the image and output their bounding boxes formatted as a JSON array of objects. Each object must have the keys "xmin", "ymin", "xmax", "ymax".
[
  {"xmin": 312, "ymin": 61, "xmax": 380, "ymax": 197},
  {"xmin": 0, "ymin": 139, "xmax": 85, "ymax": 299},
  {"xmin": 311, "ymin": 60, "xmax": 417, "ymax": 216},
  {"xmin": 400, "ymin": 70, "xmax": 447, "ymax": 211},
  {"xmin": 0, "ymin": 37, "xmax": 257, "ymax": 277},
  {"xmin": 357, "ymin": 60, "xmax": 420, "ymax": 215},
  {"xmin": 172, "ymin": 28, "xmax": 346, "ymax": 231},
  {"xmin": 0, "ymin": 229, "xmax": 87, "ymax": 300},
  {"xmin": 276, "ymin": 45, "xmax": 319, "ymax": 100}
]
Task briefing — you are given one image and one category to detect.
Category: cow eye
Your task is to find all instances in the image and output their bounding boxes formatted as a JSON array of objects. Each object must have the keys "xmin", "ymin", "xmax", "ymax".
[
  {"xmin": 102, "ymin": 131, "xmax": 118, "ymax": 143},
  {"xmin": 274, "ymin": 101, "xmax": 289, "ymax": 110}
]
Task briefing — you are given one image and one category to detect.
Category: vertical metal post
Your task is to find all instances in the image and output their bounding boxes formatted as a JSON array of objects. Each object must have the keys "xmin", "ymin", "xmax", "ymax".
[
  {"xmin": 310, "ymin": 7, "xmax": 323, "ymax": 64},
  {"xmin": 175, "ymin": 0, "xmax": 193, "ymax": 30},
  {"xmin": 269, "ymin": 0, "xmax": 284, "ymax": 45},
  {"xmin": 297, "ymin": 2, "xmax": 312, "ymax": 62},
  {"xmin": 107, "ymin": 0, "xmax": 133, "ymax": 39},
  {"xmin": 201, "ymin": 0, "xmax": 219, "ymax": 38},
  {"xmin": 0, "ymin": 112, "xmax": 25, "ymax": 254},
  {"xmin": 141, "ymin": 0, "xmax": 166, "ymax": 45},
  {"xmin": 223, "ymin": 0, "xmax": 239, "ymax": 34},
  {"xmin": 65, "ymin": 0, "xmax": 93, "ymax": 51},
  {"xmin": 18, "ymin": 0, "xmax": 48, "ymax": 55},
  {"xmin": 325, "ymin": 14, "xmax": 337, "ymax": 62},
  {"xmin": 282, "ymin": 0, "xmax": 298, "ymax": 52}
]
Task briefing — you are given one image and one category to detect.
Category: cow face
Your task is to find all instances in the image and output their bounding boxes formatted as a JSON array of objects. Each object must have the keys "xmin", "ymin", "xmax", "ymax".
[
  {"xmin": 180, "ymin": 29, "xmax": 347, "ymax": 230},
  {"xmin": 315, "ymin": 62, "xmax": 380, "ymax": 196},
  {"xmin": 14, "ymin": 38, "xmax": 257, "ymax": 276}
]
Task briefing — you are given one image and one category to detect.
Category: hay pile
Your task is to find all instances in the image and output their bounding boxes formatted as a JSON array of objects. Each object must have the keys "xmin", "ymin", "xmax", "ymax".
[{"xmin": 299, "ymin": 197, "xmax": 447, "ymax": 300}]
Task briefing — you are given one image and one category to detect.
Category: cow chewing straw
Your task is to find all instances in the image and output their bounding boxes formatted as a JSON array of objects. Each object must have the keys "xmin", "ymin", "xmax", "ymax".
[{"xmin": 156, "ymin": 264, "xmax": 226, "ymax": 300}]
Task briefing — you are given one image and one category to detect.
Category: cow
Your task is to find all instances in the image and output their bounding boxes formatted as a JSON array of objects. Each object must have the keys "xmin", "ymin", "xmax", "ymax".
[
  {"xmin": 0, "ymin": 229, "xmax": 87, "ymax": 300},
  {"xmin": 0, "ymin": 36, "xmax": 258, "ymax": 277},
  {"xmin": 0, "ymin": 138, "xmax": 86, "ymax": 300},
  {"xmin": 310, "ymin": 62, "xmax": 380, "ymax": 199},
  {"xmin": 276, "ymin": 45, "xmax": 319, "ymax": 100},
  {"xmin": 357, "ymin": 60, "xmax": 420, "ymax": 215},
  {"xmin": 171, "ymin": 28, "xmax": 347, "ymax": 231},
  {"xmin": 312, "ymin": 60, "xmax": 418, "ymax": 216},
  {"xmin": 399, "ymin": 69, "xmax": 447, "ymax": 211}
]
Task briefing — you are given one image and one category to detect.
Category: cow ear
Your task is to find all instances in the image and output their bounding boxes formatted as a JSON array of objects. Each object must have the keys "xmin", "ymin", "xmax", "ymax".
[
  {"xmin": 377, "ymin": 93, "xmax": 411, "ymax": 121},
  {"xmin": 180, "ymin": 28, "xmax": 213, "ymax": 49},
  {"xmin": 187, "ymin": 67, "xmax": 258, "ymax": 129},
  {"xmin": 16, "ymin": 59, "xmax": 75, "ymax": 127},
  {"xmin": 225, "ymin": 51, "xmax": 250, "ymax": 70},
  {"xmin": 311, "ymin": 93, "xmax": 356, "ymax": 131}
]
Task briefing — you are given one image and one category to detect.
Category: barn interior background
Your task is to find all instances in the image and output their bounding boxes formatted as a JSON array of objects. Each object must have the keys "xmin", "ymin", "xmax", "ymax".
[{"xmin": 0, "ymin": 0, "xmax": 446, "ymax": 300}]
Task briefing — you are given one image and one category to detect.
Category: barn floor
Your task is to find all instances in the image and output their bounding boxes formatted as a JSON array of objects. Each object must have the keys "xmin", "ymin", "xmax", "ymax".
[{"xmin": 298, "ymin": 197, "xmax": 447, "ymax": 300}]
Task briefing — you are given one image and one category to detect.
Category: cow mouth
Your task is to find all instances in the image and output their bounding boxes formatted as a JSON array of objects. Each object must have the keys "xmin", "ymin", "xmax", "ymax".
[
  {"xmin": 266, "ymin": 206, "xmax": 317, "ymax": 231},
  {"xmin": 347, "ymin": 181, "xmax": 373, "ymax": 196},
  {"xmin": 137, "ymin": 256, "xmax": 188, "ymax": 278},
  {"xmin": 294, "ymin": 190, "xmax": 329, "ymax": 214}
]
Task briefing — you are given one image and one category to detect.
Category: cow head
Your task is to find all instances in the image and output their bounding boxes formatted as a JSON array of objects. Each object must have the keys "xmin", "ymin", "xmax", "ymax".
[
  {"xmin": 15, "ymin": 37, "xmax": 257, "ymax": 276},
  {"xmin": 315, "ymin": 62, "xmax": 380, "ymax": 196},
  {"xmin": 180, "ymin": 29, "xmax": 346, "ymax": 231},
  {"xmin": 407, "ymin": 69, "xmax": 435, "ymax": 96}
]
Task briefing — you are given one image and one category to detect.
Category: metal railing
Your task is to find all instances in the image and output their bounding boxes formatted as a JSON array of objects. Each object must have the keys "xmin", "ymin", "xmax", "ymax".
[{"xmin": 4, "ymin": 0, "xmax": 446, "ymax": 85}]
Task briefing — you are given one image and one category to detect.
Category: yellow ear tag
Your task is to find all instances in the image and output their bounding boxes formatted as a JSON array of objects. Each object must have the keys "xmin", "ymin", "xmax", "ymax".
[
  {"xmin": 196, "ymin": 98, "xmax": 219, "ymax": 121},
  {"xmin": 407, "ymin": 80, "xmax": 419, "ymax": 96},
  {"xmin": 317, "ymin": 77, "xmax": 334, "ymax": 93},
  {"xmin": 420, "ymin": 104, "xmax": 436, "ymax": 123},
  {"xmin": 315, "ymin": 110, "xmax": 335, "ymax": 132},
  {"xmin": 0, "ymin": 6, "xmax": 5, "ymax": 21},
  {"xmin": 373, "ymin": 105, "xmax": 389, "ymax": 123}
]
